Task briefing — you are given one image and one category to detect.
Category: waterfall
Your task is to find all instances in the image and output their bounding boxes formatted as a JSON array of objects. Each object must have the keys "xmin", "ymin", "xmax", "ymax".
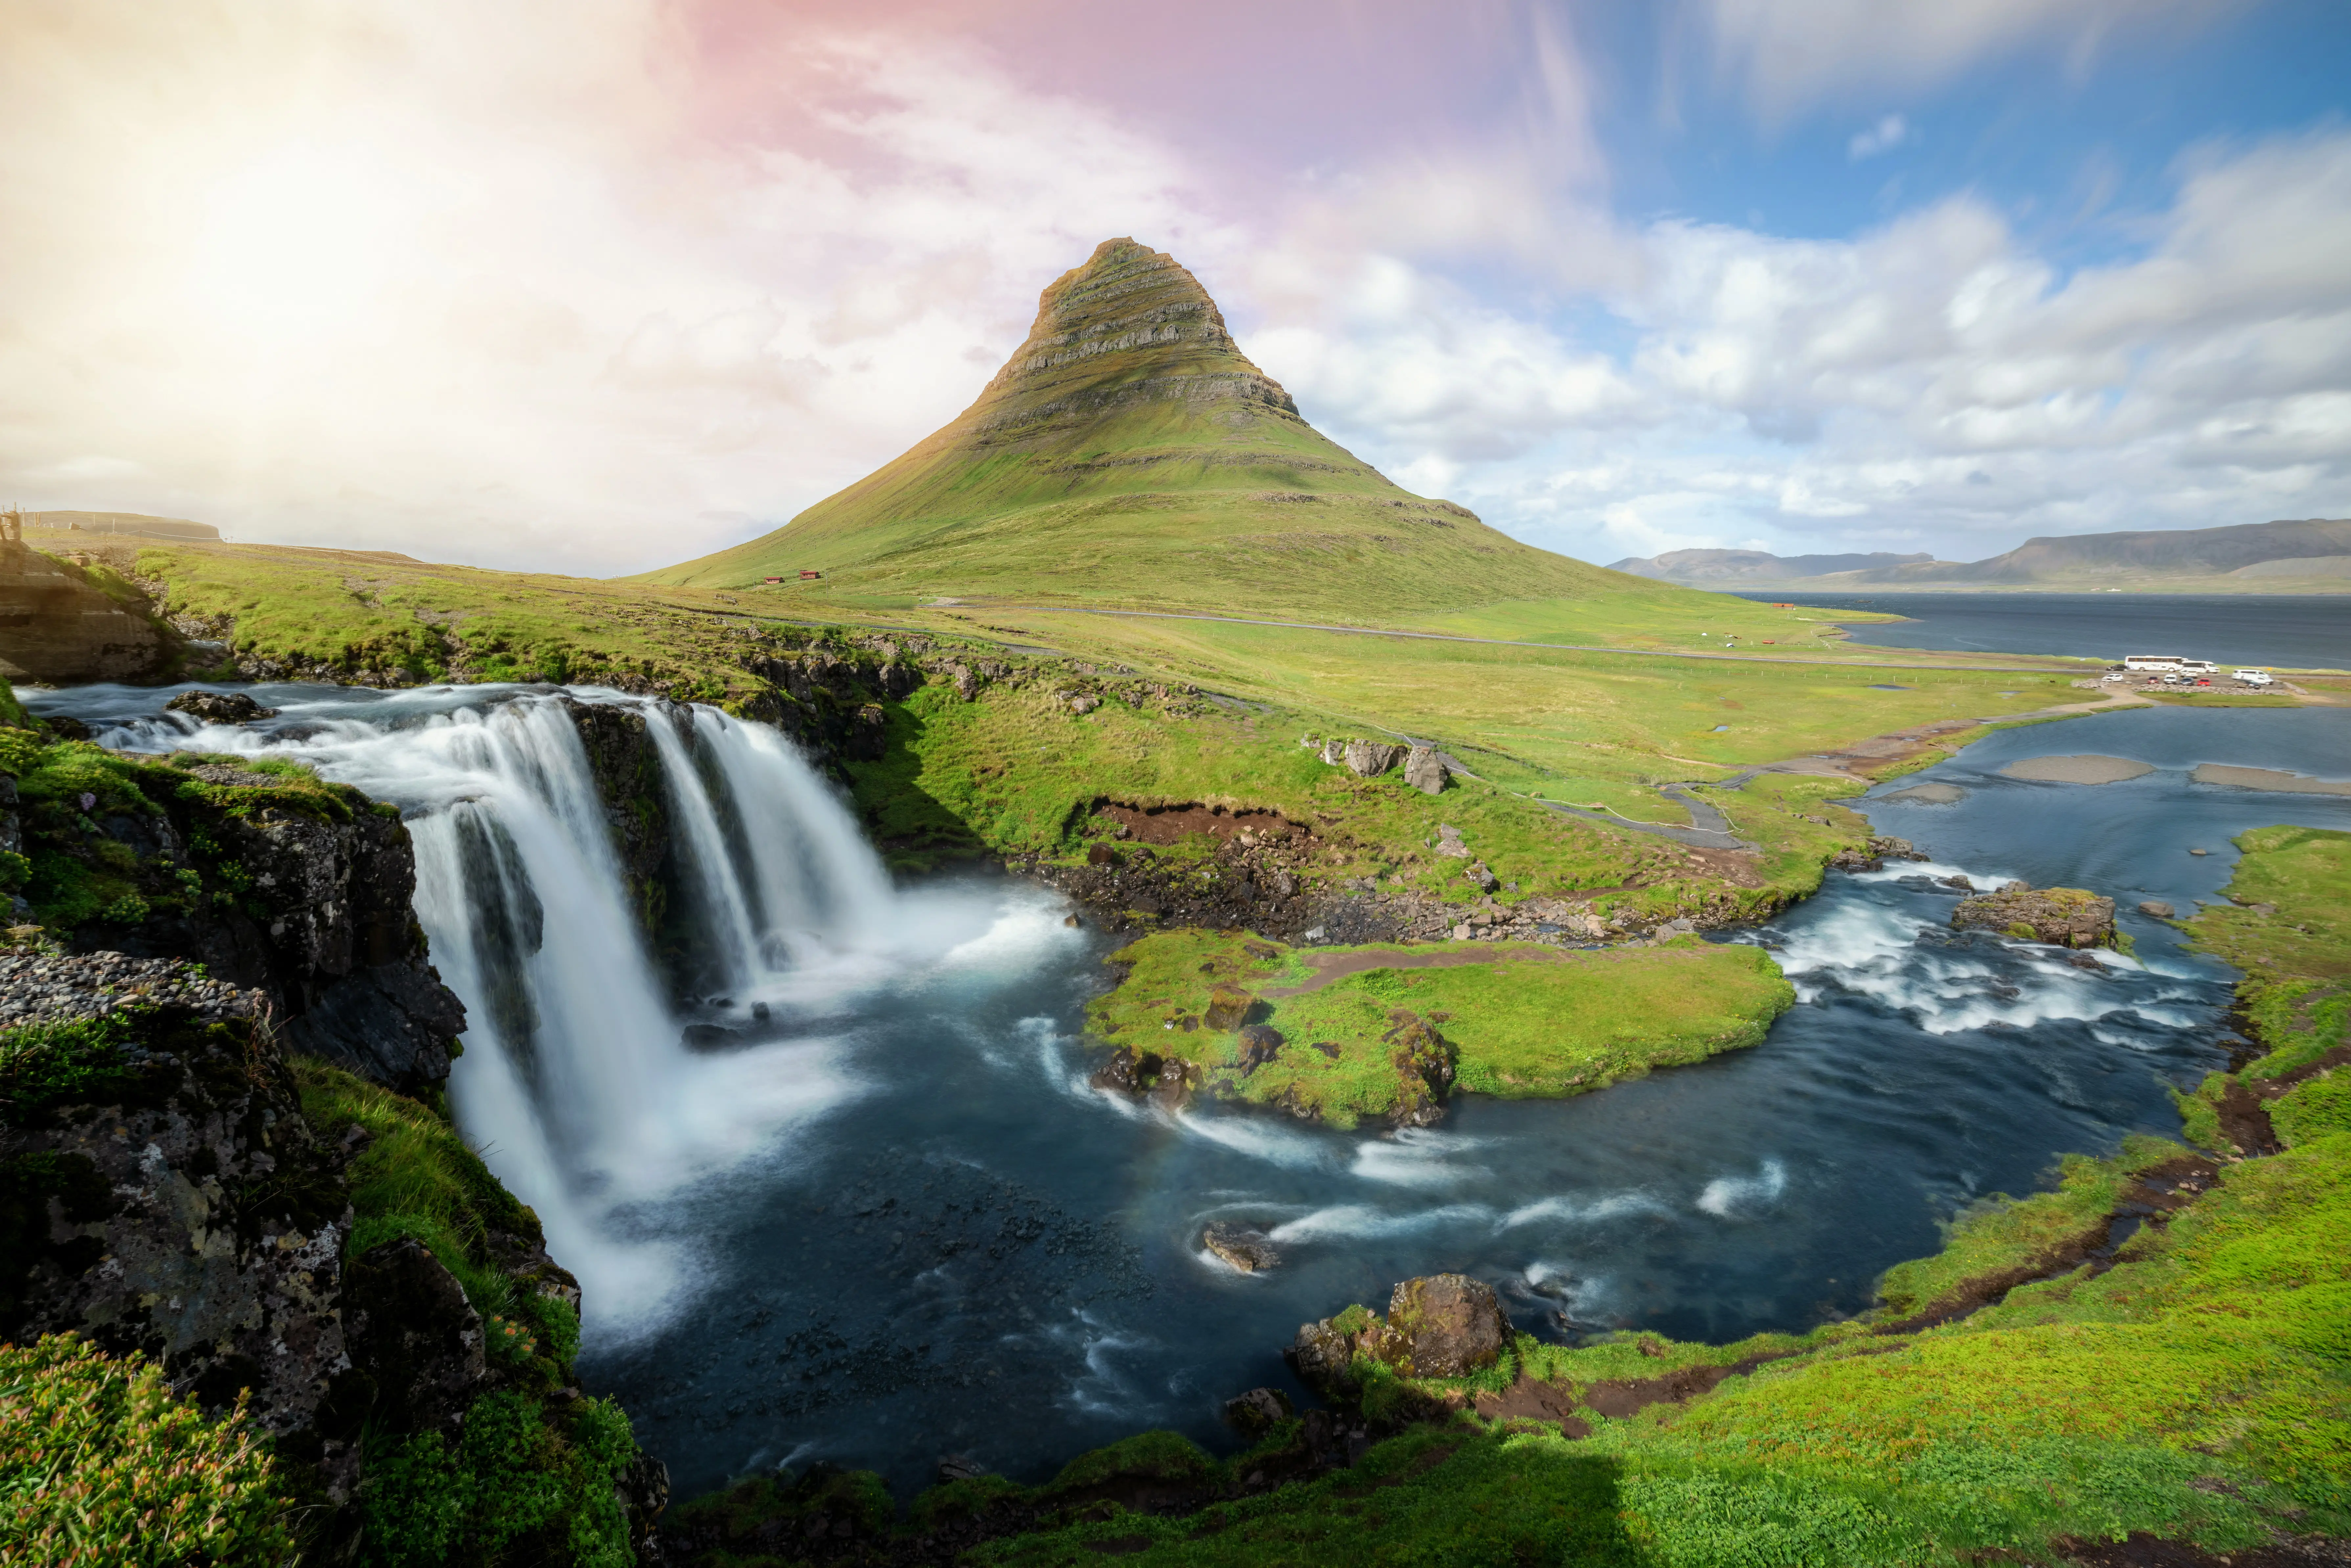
[{"xmin": 90, "ymin": 683, "xmax": 1031, "ymax": 1339}]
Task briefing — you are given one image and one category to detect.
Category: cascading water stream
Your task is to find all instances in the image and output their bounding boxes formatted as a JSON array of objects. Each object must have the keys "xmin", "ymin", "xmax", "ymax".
[{"xmin": 81, "ymin": 683, "xmax": 1065, "ymax": 1338}]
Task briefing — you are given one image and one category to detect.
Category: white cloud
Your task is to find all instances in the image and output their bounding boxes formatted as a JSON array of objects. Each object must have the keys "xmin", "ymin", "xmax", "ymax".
[
  {"xmin": 1700, "ymin": 0, "xmax": 2249, "ymax": 121},
  {"xmin": 1847, "ymin": 114, "xmax": 1912, "ymax": 161},
  {"xmin": 1280, "ymin": 130, "xmax": 2351, "ymax": 566}
]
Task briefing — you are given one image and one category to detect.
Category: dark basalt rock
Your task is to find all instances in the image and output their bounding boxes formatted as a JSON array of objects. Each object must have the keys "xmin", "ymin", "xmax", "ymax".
[
  {"xmin": 562, "ymin": 696, "xmax": 682, "ymax": 935},
  {"xmin": 1089, "ymin": 1044, "xmax": 1162, "ymax": 1096},
  {"xmin": 0, "ymin": 996, "xmax": 362, "ymax": 1494},
  {"xmin": 46, "ymin": 771, "xmax": 469, "ymax": 1096},
  {"xmin": 165, "ymin": 688, "xmax": 276, "ymax": 724},
  {"xmin": 1223, "ymin": 1386, "xmax": 1295, "ymax": 1437},
  {"xmin": 340, "ymin": 1237, "xmax": 486, "ymax": 1435}
]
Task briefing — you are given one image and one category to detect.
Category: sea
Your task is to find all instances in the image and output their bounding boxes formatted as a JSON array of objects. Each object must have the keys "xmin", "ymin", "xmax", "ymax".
[{"xmin": 1734, "ymin": 591, "xmax": 2348, "ymax": 670}]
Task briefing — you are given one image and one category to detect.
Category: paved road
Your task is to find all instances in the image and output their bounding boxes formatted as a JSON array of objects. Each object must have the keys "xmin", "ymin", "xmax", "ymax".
[{"xmin": 1007, "ymin": 605, "xmax": 2090, "ymax": 672}]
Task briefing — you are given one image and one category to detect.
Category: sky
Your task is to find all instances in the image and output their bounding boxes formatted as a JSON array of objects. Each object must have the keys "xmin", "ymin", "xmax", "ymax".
[{"xmin": 2, "ymin": 0, "xmax": 2348, "ymax": 575}]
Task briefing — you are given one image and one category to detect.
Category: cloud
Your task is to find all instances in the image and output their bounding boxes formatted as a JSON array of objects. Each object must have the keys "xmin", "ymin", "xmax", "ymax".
[
  {"xmin": 1699, "ymin": 0, "xmax": 2249, "ymax": 121},
  {"xmin": 1287, "ymin": 130, "xmax": 2351, "ymax": 565},
  {"xmin": 1847, "ymin": 114, "xmax": 1912, "ymax": 161}
]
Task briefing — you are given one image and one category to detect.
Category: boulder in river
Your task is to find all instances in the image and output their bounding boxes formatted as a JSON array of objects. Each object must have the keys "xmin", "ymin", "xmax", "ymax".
[
  {"xmin": 1952, "ymin": 885, "xmax": 2118, "ymax": 948},
  {"xmin": 166, "ymin": 688, "xmax": 278, "ymax": 724},
  {"xmin": 1203, "ymin": 1221, "xmax": 1282, "ymax": 1273},
  {"xmin": 2138, "ymin": 900, "xmax": 2176, "ymax": 919}
]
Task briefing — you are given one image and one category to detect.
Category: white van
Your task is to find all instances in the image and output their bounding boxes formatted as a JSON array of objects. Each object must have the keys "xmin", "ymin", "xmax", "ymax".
[{"xmin": 2234, "ymin": 669, "xmax": 2274, "ymax": 686}]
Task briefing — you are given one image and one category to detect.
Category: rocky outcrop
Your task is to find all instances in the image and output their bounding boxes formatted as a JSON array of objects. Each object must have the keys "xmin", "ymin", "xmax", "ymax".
[
  {"xmin": 1381, "ymin": 1274, "xmax": 1509, "ymax": 1378},
  {"xmin": 0, "ymin": 538, "xmax": 176, "ymax": 684},
  {"xmin": 1223, "ymin": 1386, "xmax": 1294, "ymax": 1437},
  {"xmin": 71, "ymin": 766, "xmax": 465, "ymax": 1093},
  {"xmin": 0, "ymin": 943, "xmax": 662, "ymax": 1553},
  {"xmin": 1829, "ymin": 835, "xmax": 1929, "ymax": 873},
  {"xmin": 1287, "ymin": 1273, "xmax": 1510, "ymax": 1401},
  {"xmin": 1, "ymin": 978, "xmax": 362, "ymax": 1488},
  {"xmin": 1952, "ymin": 883, "xmax": 2119, "ymax": 948},
  {"xmin": 1384, "ymin": 1013, "xmax": 1458, "ymax": 1129},
  {"xmin": 1403, "ymin": 747, "xmax": 1448, "ymax": 795}
]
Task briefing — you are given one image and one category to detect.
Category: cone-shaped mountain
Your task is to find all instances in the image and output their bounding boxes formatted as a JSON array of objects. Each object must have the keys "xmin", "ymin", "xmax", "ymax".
[{"xmin": 648, "ymin": 238, "xmax": 1625, "ymax": 619}]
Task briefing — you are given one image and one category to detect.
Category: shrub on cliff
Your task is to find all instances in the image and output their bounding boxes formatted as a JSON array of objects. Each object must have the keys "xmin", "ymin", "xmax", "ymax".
[
  {"xmin": 360, "ymin": 1390, "xmax": 637, "ymax": 1568},
  {"xmin": 0, "ymin": 1334, "xmax": 294, "ymax": 1566}
]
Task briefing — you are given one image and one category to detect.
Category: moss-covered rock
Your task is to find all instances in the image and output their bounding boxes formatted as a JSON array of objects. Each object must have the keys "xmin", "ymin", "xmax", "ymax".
[{"xmin": 1952, "ymin": 882, "xmax": 2118, "ymax": 948}]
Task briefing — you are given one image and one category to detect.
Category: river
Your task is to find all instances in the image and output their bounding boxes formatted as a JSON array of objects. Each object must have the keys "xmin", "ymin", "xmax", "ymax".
[{"xmin": 31, "ymin": 684, "xmax": 2351, "ymax": 1501}]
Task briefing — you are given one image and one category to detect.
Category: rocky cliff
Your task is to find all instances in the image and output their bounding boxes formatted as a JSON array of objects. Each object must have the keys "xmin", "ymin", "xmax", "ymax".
[
  {"xmin": 3, "ymin": 730, "xmax": 464, "ymax": 1095},
  {"xmin": 0, "ymin": 536, "xmax": 176, "ymax": 684},
  {"xmin": 2, "ymin": 686, "xmax": 666, "ymax": 1564}
]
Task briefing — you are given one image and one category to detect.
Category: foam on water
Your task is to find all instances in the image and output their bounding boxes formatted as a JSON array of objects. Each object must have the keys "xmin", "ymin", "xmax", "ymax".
[{"xmin": 1695, "ymin": 1159, "xmax": 1788, "ymax": 1218}]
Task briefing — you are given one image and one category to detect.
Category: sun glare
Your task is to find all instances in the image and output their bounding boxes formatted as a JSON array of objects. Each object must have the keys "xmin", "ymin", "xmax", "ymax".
[{"xmin": 187, "ymin": 143, "xmax": 403, "ymax": 344}]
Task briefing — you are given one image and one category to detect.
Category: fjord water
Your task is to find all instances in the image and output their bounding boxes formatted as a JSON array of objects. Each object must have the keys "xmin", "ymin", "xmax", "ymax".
[
  {"xmin": 1737, "ymin": 590, "xmax": 2349, "ymax": 668},
  {"xmin": 44, "ymin": 685, "xmax": 2351, "ymax": 1500}
]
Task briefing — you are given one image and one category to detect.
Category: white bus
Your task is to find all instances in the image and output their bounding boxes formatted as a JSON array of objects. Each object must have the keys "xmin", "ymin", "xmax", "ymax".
[{"xmin": 2123, "ymin": 655, "xmax": 2217, "ymax": 674}]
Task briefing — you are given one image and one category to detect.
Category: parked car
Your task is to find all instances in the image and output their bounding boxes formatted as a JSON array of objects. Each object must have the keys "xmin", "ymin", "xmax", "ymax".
[{"xmin": 2235, "ymin": 669, "xmax": 2274, "ymax": 686}]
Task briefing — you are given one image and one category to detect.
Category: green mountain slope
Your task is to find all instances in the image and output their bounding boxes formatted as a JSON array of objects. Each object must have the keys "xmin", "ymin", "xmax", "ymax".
[{"xmin": 642, "ymin": 239, "xmax": 1636, "ymax": 620}]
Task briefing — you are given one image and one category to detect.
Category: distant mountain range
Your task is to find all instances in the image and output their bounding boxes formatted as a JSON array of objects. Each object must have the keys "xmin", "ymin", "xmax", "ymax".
[
  {"xmin": 1608, "ymin": 549, "xmax": 1932, "ymax": 582},
  {"xmin": 1610, "ymin": 518, "xmax": 2351, "ymax": 591}
]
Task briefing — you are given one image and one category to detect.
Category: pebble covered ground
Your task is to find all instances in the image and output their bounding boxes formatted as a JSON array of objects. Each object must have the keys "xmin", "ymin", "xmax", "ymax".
[{"xmin": 0, "ymin": 943, "xmax": 264, "ymax": 1029}]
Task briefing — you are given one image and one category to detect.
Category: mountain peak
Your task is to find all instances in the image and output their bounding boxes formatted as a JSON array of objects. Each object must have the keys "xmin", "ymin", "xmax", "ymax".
[{"xmin": 956, "ymin": 237, "xmax": 1300, "ymax": 446}]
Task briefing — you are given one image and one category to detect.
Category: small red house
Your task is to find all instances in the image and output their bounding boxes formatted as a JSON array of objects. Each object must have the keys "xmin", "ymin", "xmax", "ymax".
[{"xmin": 800, "ymin": 569, "xmax": 822, "ymax": 580}]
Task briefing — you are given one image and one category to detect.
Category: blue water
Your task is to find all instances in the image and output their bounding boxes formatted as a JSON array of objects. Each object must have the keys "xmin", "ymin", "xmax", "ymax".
[{"xmin": 1735, "ymin": 591, "xmax": 2349, "ymax": 669}]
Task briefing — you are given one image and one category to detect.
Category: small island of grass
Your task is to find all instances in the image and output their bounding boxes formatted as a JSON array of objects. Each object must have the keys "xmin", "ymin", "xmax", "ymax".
[{"xmin": 1086, "ymin": 929, "xmax": 1795, "ymax": 1128}]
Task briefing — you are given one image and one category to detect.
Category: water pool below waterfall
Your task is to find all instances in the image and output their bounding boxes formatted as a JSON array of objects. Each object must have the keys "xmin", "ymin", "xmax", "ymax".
[{"xmin": 41, "ymin": 685, "xmax": 2351, "ymax": 1501}]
